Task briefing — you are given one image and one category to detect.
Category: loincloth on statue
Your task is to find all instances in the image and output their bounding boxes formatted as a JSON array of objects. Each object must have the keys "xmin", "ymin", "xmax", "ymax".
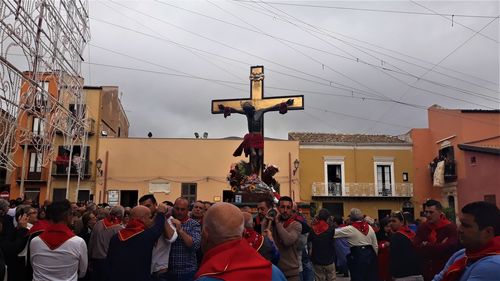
[{"xmin": 233, "ymin": 132, "xmax": 264, "ymax": 157}]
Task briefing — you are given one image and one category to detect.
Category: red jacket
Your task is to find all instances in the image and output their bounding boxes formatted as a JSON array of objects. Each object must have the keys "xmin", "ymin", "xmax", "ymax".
[{"xmin": 414, "ymin": 221, "xmax": 459, "ymax": 281}]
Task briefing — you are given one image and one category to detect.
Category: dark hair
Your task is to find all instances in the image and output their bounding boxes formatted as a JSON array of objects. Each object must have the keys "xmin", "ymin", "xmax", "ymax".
[
  {"xmin": 162, "ymin": 201, "xmax": 174, "ymax": 207},
  {"xmin": 462, "ymin": 201, "xmax": 500, "ymax": 236},
  {"xmin": 139, "ymin": 194, "xmax": 157, "ymax": 205},
  {"xmin": 424, "ymin": 199, "xmax": 443, "ymax": 211},
  {"xmin": 82, "ymin": 211, "xmax": 94, "ymax": 228},
  {"xmin": 258, "ymin": 198, "xmax": 273, "ymax": 209},
  {"xmin": 278, "ymin": 196, "xmax": 293, "ymax": 205},
  {"xmin": 317, "ymin": 208, "xmax": 331, "ymax": 221},
  {"xmin": 46, "ymin": 200, "xmax": 72, "ymax": 223}
]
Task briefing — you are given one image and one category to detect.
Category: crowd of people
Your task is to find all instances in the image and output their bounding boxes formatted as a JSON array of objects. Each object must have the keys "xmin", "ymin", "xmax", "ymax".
[{"xmin": 0, "ymin": 195, "xmax": 498, "ymax": 281}]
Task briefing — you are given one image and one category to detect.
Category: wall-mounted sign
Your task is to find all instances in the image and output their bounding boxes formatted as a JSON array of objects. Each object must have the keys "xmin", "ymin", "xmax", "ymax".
[
  {"xmin": 107, "ymin": 190, "xmax": 119, "ymax": 206},
  {"xmin": 149, "ymin": 181, "xmax": 171, "ymax": 194}
]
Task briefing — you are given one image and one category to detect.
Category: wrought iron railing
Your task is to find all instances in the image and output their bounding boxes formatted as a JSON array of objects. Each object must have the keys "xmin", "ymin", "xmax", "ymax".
[{"xmin": 312, "ymin": 182, "xmax": 413, "ymax": 197}]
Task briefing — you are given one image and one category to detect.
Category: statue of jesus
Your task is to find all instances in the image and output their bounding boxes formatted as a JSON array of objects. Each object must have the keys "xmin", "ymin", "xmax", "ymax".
[{"xmin": 218, "ymin": 99, "xmax": 294, "ymax": 175}]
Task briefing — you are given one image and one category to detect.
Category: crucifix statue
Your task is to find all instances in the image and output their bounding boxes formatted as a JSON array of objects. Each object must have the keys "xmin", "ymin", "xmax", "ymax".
[{"xmin": 212, "ymin": 66, "xmax": 304, "ymax": 176}]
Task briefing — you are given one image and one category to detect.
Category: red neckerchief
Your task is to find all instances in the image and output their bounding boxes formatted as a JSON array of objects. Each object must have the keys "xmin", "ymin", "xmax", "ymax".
[
  {"xmin": 118, "ymin": 219, "xmax": 146, "ymax": 241},
  {"xmin": 397, "ymin": 225, "xmax": 416, "ymax": 241},
  {"xmin": 103, "ymin": 216, "xmax": 121, "ymax": 229},
  {"xmin": 442, "ymin": 236, "xmax": 500, "ymax": 281},
  {"xmin": 243, "ymin": 227, "xmax": 264, "ymax": 251},
  {"xmin": 312, "ymin": 220, "xmax": 329, "ymax": 235},
  {"xmin": 351, "ymin": 221, "xmax": 369, "ymax": 235},
  {"xmin": 282, "ymin": 214, "xmax": 299, "ymax": 228},
  {"xmin": 196, "ymin": 239, "xmax": 272, "ymax": 281},
  {"xmin": 28, "ymin": 219, "xmax": 50, "ymax": 236},
  {"xmin": 38, "ymin": 223, "xmax": 75, "ymax": 250},
  {"xmin": 428, "ymin": 215, "xmax": 451, "ymax": 243}
]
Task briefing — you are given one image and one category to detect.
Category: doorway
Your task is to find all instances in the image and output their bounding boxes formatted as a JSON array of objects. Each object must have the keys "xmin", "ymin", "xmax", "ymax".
[
  {"xmin": 120, "ymin": 190, "xmax": 138, "ymax": 208},
  {"xmin": 53, "ymin": 188, "xmax": 67, "ymax": 201},
  {"xmin": 322, "ymin": 202, "xmax": 344, "ymax": 219},
  {"xmin": 378, "ymin": 209, "xmax": 392, "ymax": 221}
]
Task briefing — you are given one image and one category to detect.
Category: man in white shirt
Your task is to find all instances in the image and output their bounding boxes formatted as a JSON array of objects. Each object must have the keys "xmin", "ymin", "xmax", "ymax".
[
  {"xmin": 139, "ymin": 194, "xmax": 178, "ymax": 280},
  {"xmin": 30, "ymin": 199, "xmax": 87, "ymax": 281},
  {"xmin": 334, "ymin": 208, "xmax": 378, "ymax": 281}
]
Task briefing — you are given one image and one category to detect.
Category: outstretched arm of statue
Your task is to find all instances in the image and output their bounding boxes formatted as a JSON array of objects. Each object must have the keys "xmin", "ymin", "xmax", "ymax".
[
  {"xmin": 261, "ymin": 99, "xmax": 294, "ymax": 114},
  {"xmin": 218, "ymin": 104, "xmax": 244, "ymax": 117}
]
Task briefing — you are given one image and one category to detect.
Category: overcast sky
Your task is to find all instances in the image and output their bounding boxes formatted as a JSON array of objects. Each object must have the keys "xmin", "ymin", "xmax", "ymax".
[{"xmin": 81, "ymin": 0, "xmax": 499, "ymax": 139}]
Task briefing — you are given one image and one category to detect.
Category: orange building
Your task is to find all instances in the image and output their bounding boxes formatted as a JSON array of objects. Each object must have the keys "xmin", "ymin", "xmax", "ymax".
[
  {"xmin": 94, "ymin": 137, "xmax": 299, "ymax": 208},
  {"xmin": 409, "ymin": 105, "xmax": 500, "ymax": 218},
  {"xmin": 9, "ymin": 72, "xmax": 81, "ymax": 202}
]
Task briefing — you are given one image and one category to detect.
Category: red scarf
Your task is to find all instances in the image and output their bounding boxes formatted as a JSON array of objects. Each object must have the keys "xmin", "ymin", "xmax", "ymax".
[
  {"xmin": 282, "ymin": 214, "xmax": 299, "ymax": 228},
  {"xmin": 312, "ymin": 220, "xmax": 329, "ymax": 235},
  {"xmin": 428, "ymin": 216, "xmax": 451, "ymax": 243},
  {"xmin": 442, "ymin": 236, "xmax": 500, "ymax": 281},
  {"xmin": 38, "ymin": 223, "xmax": 75, "ymax": 250},
  {"xmin": 103, "ymin": 216, "xmax": 121, "ymax": 229},
  {"xmin": 118, "ymin": 219, "xmax": 146, "ymax": 241},
  {"xmin": 397, "ymin": 225, "xmax": 416, "ymax": 241},
  {"xmin": 29, "ymin": 219, "xmax": 50, "ymax": 236},
  {"xmin": 243, "ymin": 227, "xmax": 264, "ymax": 251},
  {"xmin": 196, "ymin": 239, "xmax": 272, "ymax": 281},
  {"xmin": 352, "ymin": 221, "xmax": 370, "ymax": 235}
]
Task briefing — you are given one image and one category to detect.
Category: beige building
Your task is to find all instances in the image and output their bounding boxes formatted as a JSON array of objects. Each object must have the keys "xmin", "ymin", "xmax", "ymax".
[
  {"xmin": 50, "ymin": 86, "xmax": 129, "ymax": 203},
  {"xmin": 95, "ymin": 138, "xmax": 300, "ymax": 207},
  {"xmin": 290, "ymin": 132, "xmax": 415, "ymax": 221}
]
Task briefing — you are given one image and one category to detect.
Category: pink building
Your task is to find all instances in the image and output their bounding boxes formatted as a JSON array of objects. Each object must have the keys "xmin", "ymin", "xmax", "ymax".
[{"xmin": 409, "ymin": 105, "xmax": 500, "ymax": 218}]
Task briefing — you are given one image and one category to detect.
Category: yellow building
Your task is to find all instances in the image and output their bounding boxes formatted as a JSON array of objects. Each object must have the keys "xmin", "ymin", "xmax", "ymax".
[
  {"xmin": 290, "ymin": 132, "xmax": 415, "ymax": 221},
  {"xmin": 94, "ymin": 138, "xmax": 300, "ymax": 207},
  {"xmin": 50, "ymin": 86, "xmax": 129, "ymax": 203}
]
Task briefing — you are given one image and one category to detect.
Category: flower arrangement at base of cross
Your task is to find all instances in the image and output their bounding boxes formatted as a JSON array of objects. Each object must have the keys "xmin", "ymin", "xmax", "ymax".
[{"xmin": 227, "ymin": 161, "xmax": 281, "ymax": 203}]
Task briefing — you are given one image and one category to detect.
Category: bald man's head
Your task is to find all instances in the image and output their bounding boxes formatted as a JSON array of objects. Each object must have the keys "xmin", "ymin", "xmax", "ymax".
[
  {"xmin": 202, "ymin": 203, "xmax": 244, "ymax": 253},
  {"xmin": 130, "ymin": 205, "xmax": 153, "ymax": 227},
  {"xmin": 242, "ymin": 212, "xmax": 254, "ymax": 228}
]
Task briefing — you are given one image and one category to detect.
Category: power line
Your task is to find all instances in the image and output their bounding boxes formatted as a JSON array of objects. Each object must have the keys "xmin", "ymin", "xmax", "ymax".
[
  {"xmin": 232, "ymin": 0, "xmax": 498, "ymax": 19},
  {"xmin": 409, "ymin": 0, "xmax": 499, "ymax": 44},
  {"xmin": 234, "ymin": 0, "xmax": 500, "ymax": 88},
  {"xmin": 248, "ymin": 0, "xmax": 498, "ymax": 108}
]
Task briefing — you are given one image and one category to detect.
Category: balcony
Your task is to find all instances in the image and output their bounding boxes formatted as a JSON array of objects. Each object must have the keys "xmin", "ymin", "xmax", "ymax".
[
  {"xmin": 51, "ymin": 161, "xmax": 92, "ymax": 178},
  {"xmin": 311, "ymin": 182, "xmax": 413, "ymax": 198},
  {"xmin": 56, "ymin": 117, "xmax": 96, "ymax": 136},
  {"xmin": 16, "ymin": 167, "xmax": 48, "ymax": 182},
  {"xmin": 430, "ymin": 160, "xmax": 457, "ymax": 183}
]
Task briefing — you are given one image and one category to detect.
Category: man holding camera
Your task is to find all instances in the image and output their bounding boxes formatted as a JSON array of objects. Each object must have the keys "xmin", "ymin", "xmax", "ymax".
[{"xmin": 263, "ymin": 196, "xmax": 302, "ymax": 281}]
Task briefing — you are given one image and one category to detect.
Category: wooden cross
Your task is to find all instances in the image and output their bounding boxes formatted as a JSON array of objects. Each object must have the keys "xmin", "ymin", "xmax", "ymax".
[{"xmin": 212, "ymin": 66, "xmax": 304, "ymax": 176}]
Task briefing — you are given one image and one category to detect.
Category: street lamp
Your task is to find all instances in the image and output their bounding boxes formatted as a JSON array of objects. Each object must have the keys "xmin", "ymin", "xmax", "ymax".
[
  {"xmin": 96, "ymin": 158, "xmax": 103, "ymax": 177},
  {"xmin": 293, "ymin": 159, "xmax": 300, "ymax": 176}
]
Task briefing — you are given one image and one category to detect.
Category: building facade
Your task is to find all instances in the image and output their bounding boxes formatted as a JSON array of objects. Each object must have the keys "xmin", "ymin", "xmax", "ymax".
[
  {"xmin": 457, "ymin": 137, "xmax": 500, "ymax": 207},
  {"xmin": 409, "ymin": 105, "xmax": 500, "ymax": 218},
  {"xmin": 94, "ymin": 138, "xmax": 300, "ymax": 208},
  {"xmin": 290, "ymin": 132, "xmax": 414, "ymax": 221},
  {"xmin": 49, "ymin": 86, "xmax": 129, "ymax": 203}
]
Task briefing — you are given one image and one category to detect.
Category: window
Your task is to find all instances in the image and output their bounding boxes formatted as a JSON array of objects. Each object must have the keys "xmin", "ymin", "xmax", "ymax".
[
  {"xmin": 29, "ymin": 152, "xmax": 42, "ymax": 173},
  {"xmin": 324, "ymin": 157, "xmax": 345, "ymax": 196},
  {"xmin": 77, "ymin": 190, "xmax": 90, "ymax": 203},
  {"xmin": 374, "ymin": 157, "xmax": 395, "ymax": 196},
  {"xmin": 181, "ymin": 183, "xmax": 197, "ymax": 204},
  {"xmin": 470, "ymin": 156, "xmax": 476, "ymax": 165},
  {"xmin": 69, "ymin": 103, "xmax": 86, "ymax": 117},
  {"xmin": 32, "ymin": 117, "xmax": 44, "ymax": 135},
  {"xmin": 53, "ymin": 189, "xmax": 67, "ymax": 201}
]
